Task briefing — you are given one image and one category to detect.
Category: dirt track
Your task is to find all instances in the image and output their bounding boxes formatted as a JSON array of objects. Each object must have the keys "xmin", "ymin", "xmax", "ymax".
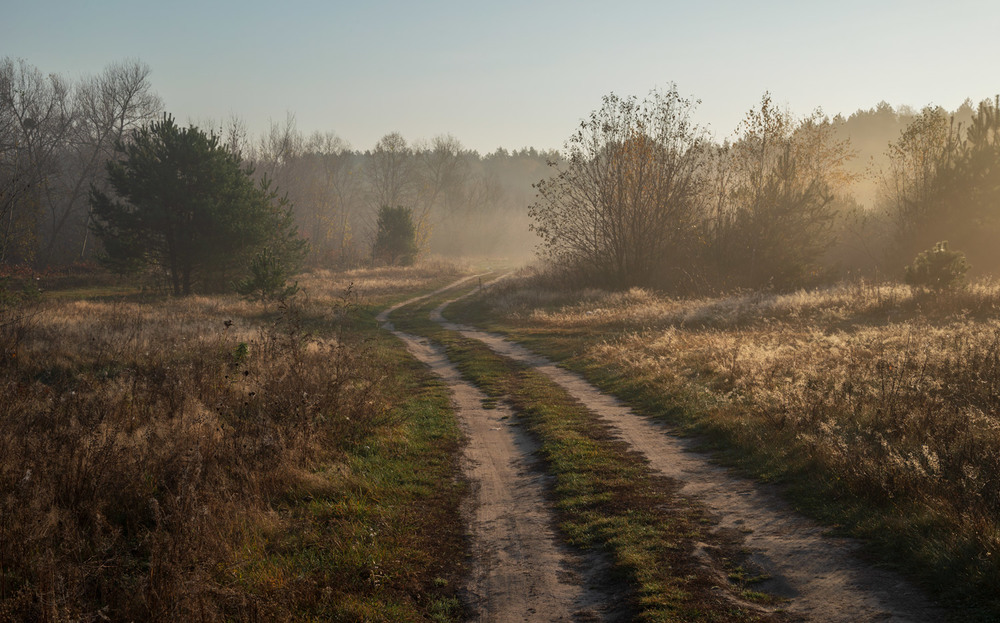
[
  {"xmin": 378, "ymin": 278, "xmax": 614, "ymax": 622},
  {"xmin": 427, "ymin": 286, "xmax": 945, "ymax": 623},
  {"xmin": 379, "ymin": 277, "xmax": 946, "ymax": 621}
]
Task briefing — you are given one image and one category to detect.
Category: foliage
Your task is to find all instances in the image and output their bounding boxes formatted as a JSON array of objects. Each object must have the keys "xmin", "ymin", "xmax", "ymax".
[
  {"xmin": 703, "ymin": 94, "xmax": 854, "ymax": 290},
  {"xmin": 89, "ymin": 114, "xmax": 307, "ymax": 295},
  {"xmin": 529, "ymin": 87, "xmax": 706, "ymax": 289},
  {"xmin": 904, "ymin": 241, "xmax": 970, "ymax": 292},
  {"xmin": 373, "ymin": 205, "xmax": 418, "ymax": 265},
  {"xmin": 0, "ymin": 57, "xmax": 557, "ymax": 269},
  {"xmin": 233, "ymin": 247, "xmax": 301, "ymax": 301},
  {"xmin": 878, "ymin": 106, "xmax": 956, "ymax": 265},
  {"xmin": 879, "ymin": 97, "xmax": 1000, "ymax": 276},
  {"xmin": 530, "ymin": 89, "xmax": 855, "ymax": 292}
]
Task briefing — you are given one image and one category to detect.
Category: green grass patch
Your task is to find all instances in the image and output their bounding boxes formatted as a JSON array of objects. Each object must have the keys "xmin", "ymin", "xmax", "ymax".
[
  {"xmin": 262, "ymin": 297, "xmax": 468, "ymax": 621},
  {"xmin": 246, "ymin": 350, "xmax": 467, "ymax": 620}
]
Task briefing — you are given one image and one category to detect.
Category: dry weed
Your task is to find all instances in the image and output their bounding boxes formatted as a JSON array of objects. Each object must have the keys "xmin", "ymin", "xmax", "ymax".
[{"xmin": 0, "ymin": 287, "xmax": 393, "ymax": 621}]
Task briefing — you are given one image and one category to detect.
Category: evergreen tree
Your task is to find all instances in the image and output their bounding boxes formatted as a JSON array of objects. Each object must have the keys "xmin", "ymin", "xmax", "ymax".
[
  {"xmin": 233, "ymin": 246, "xmax": 301, "ymax": 301},
  {"xmin": 372, "ymin": 205, "xmax": 417, "ymax": 265},
  {"xmin": 89, "ymin": 115, "xmax": 306, "ymax": 295}
]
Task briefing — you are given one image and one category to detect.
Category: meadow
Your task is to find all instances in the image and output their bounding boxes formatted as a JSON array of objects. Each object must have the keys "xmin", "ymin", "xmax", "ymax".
[
  {"xmin": 6, "ymin": 258, "xmax": 1000, "ymax": 620},
  {"xmin": 0, "ymin": 262, "xmax": 467, "ymax": 622},
  {"xmin": 455, "ymin": 272, "xmax": 1000, "ymax": 618}
]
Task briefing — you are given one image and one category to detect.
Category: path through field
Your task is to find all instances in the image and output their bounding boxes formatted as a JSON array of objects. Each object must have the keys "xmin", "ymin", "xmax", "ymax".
[
  {"xmin": 378, "ymin": 278, "xmax": 615, "ymax": 622},
  {"xmin": 424, "ymin": 284, "xmax": 945, "ymax": 623}
]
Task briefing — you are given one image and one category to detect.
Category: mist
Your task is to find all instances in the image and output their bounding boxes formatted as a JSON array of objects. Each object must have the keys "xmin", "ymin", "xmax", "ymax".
[
  {"xmin": 4, "ymin": 55, "xmax": 1000, "ymax": 291},
  {"xmin": 238, "ymin": 124, "xmax": 551, "ymax": 267}
]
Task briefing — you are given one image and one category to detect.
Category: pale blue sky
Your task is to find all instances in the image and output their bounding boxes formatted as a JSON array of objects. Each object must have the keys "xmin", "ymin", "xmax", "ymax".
[{"xmin": 4, "ymin": 0, "xmax": 998, "ymax": 153}]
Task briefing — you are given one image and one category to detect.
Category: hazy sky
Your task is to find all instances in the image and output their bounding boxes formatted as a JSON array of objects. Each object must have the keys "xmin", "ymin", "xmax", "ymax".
[{"xmin": 5, "ymin": 0, "xmax": 999, "ymax": 153}]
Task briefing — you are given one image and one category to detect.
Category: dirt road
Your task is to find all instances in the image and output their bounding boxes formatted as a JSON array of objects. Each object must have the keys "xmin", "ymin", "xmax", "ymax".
[
  {"xmin": 424, "ymin": 286, "xmax": 945, "ymax": 623},
  {"xmin": 378, "ymin": 278, "xmax": 615, "ymax": 622}
]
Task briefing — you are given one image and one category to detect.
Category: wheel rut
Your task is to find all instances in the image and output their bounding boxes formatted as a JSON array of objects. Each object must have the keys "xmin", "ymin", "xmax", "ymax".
[
  {"xmin": 378, "ymin": 277, "xmax": 615, "ymax": 622},
  {"xmin": 427, "ymin": 286, "xmax": 945, "ymax": 623}
]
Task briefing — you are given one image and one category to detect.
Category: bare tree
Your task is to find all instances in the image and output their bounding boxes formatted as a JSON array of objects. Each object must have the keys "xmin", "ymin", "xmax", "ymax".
[
  {"xmin": 301, "ymin": 131, "xmax": 363, "ymax": 264},
  {"xmin": 0, "ymin": 58, "xmax": 74, "ymax": 263},
  {"xmin": 255, "ymin": 112, "xmax": 303, "ymax": 178},
  {"xmin": 365, "ymin": 132, "xmax": 414, "ymax": 210},
  {"xmin": 529, "ymin": 87, "xmax": 706, "ymax": 288},
  {"xmin": 416, "ymin": 134, "xmax": 469, "ymax": 213},
  {"xmin": 52, "ymin": 59, "xmax": 161, "ymax": 262},
  {"xmin": 219, "ymin": 113, "xmax": 251, "ymax": 160},
  {"xmin": 364, "ymin": 132, "xmax": 424, "ymax": 255}
]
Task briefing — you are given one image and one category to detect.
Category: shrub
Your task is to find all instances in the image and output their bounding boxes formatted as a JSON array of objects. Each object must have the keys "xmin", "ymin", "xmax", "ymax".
[
  {"xmin": 233, "ymin": 247, "xmax": 300, "ymax": 301},
  {"xmin": 904, "ymin": 241, "xmax": 970, "ymax": 292}
]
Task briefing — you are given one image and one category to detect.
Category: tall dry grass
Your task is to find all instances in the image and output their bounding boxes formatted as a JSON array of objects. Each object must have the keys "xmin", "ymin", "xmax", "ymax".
[
  {"xmin": 480, "ymin": 275, "xmax": 1000, "ymax": 611},
  {"xmin": 0, "ymin": 283, "xmax": 394, "ymax": 621}
]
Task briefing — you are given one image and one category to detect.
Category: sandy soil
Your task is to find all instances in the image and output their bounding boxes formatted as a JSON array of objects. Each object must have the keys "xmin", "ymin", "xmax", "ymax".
[
  {"xmin": 378, "ymin": 278, "xmax": 618, "ymax": 622},
  {"xmin": 429, "ymin": 289, "xmax": 946, "ymax": 623}
]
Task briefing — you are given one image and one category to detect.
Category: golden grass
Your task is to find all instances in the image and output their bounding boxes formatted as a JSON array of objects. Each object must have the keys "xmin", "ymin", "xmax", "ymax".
[
  {"xmin": 478, "ymin": 275, "xmax": 1000, "ymax": 612},
  {"xmin": 297, "ymin": 258, "xmax": 465, "ymax": 306}
]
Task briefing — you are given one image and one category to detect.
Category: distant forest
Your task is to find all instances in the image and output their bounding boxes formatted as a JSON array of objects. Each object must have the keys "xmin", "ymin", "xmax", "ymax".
[{"xmin": 2, "ymin": 57, "xmax": 996, "ymax": 290}]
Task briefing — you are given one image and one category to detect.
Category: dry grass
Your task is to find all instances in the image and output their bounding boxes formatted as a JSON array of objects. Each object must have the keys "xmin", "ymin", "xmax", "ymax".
[
  {"xmin": 0, "ymin": 261, "xmax": 465, "ymax": 622},
  {"xmin": 474, "ymin": 275, "xmax": 1000, "ymax": 615},
  {"xmin": 297, "ymin": 258, "xmax": 465, "ymax": 306}
]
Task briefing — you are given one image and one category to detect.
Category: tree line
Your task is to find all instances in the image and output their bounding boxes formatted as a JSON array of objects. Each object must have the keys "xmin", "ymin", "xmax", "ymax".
[
  {"xmin": 6, "ymin": 56, "xmax": 997, "ymax": 294},
  {"xmin": 531, "ymin": 86, "xmax": 1000, "ymax": 292},
  {"xmin": 0, "ymin": 57, "xmax": 552, "ymax": 280},
  {"xmin": 243, "ymin": 121, "xmax": 554, "ymax": 266},
  {"xmin": 0, "ymin": 58, "xmax": 161, "ymax": 266}
]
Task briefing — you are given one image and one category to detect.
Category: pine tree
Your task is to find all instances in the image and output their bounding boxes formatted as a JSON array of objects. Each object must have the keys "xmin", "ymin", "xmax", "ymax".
[
  {"xmin": 372, "ymin": 205, "xmax": 418, "ymax": 265},
  {"xmin": 89, "ymin": 115, "xmax": 306, "ymax": 295}
]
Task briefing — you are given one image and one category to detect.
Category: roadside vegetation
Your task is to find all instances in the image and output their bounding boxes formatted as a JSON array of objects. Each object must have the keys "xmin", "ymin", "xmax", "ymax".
[
  {"xmin": 450, "ymin": 271, "xmax": 1000, "ymax": 620},
  {"xmin": 390, "ymin": 281, "xmax": 793, "ymax": 623},
  {"xmin": 0, "ymin": 263, "xmax": 467, "ymax": 622}
]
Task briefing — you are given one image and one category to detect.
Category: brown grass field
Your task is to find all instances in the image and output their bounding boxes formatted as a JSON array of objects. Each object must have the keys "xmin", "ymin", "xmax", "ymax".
[
  {"xmin": 6, "ymin": 258, "xmax": 1000, "ymax": 619},
  {"xmin": 461, "ymin": 273, "xmax": 1000, "ymax": 616},
  {"xmin": 0, "ymin": 261, "xmax": 467, "ymax": 621}
]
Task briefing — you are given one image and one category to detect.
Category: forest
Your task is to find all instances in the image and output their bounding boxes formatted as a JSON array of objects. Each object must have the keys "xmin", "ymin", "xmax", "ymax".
[{"xmin": 0, "ymin": 58, "xmax": 550, "ymax": 282}]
